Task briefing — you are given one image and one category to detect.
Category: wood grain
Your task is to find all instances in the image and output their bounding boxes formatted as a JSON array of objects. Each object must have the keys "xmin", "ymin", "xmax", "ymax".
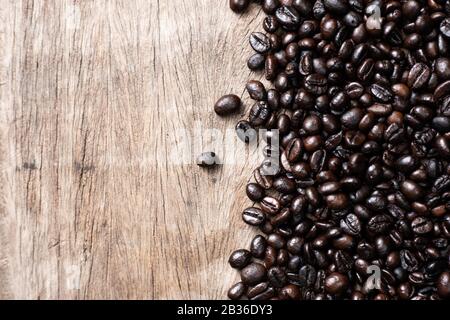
[{"xmin": 0, "ymin": 0, "xmax": 266, "ymax": 299}]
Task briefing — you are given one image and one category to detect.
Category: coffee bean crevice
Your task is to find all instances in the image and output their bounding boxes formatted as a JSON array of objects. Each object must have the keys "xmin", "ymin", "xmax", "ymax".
[{"xmin": 224, "ymin": 0, "xmax": 450, "ymax": 300}]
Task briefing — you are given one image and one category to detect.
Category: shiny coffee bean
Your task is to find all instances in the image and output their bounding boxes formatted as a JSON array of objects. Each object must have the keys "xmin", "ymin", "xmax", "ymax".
[
  {"xmin": 214, "ymin": 95, "xmax": 241, "ymax": 116},
  {"xmin": 229, "ymin": 249, "xmax": 252, "ymax": 269}
]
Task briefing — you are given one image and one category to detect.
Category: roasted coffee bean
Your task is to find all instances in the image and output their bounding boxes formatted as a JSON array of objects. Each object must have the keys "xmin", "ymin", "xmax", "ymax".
[
  {"xmin": 229, "ymin": 249, "xmax": 252, "ymax": 269},
  {"xmin": 246, "ymin": 183, "xmax": 265, "ymax": 201},
  {"xmin": 248, "ymin": 53, "xmax": 265, "ymax": 70},
  {"xmin": 236, "ymin": 120, "xmax": 257, "ymax": 143},
  {"xmin": 437, "ymin": 272, "xmax": 450, "ymax": 298},
  {"xmin": 411, "ymin": 217, "xmax": 433, "ymax": 235},
  {"xmin": 408, "ymin": 63, "xmax": 431, "ymax": 90},
  {"xmin": 324, "ymin": 272, "xmax": 349, "ymax": 295},
  {"xmin": 249, "ymin": 101, "xmax": 271, "ymax": 126},
  {"xmin": 242, "ymin": 207, "xmax": 266, "ymax": 226},
  {"xmin": 250, "ymin": 235, "xmax": 267, "ymax": 258},
  {"xmin": 230, "ymin": 0, "xmax": 249, "ymax": 13},
  {"xmin": 197, "ymin": 152, "xmax": 218, "ymax": 168},
  {"xmin": 400, "ymin": 250, "xmax": 419, "ymax": 272},
  {"xmin": 298, "ymin": 265, "xmax": 317, "ymax": 288},
  {"xmin": 440, "ymin": 18, "xmax": 450, "ymax": 38},
  {"xmin": 275, "ymin": 6, "xmax": 301, "ymax": 29},
  {"xmin": 249, "ymin": 32, "xmax": 271, "ymax": 53},
  {"xmin": 228, "ymin": 282, "xmax": 246, "ymax": 300},
  {"xmin": 214, "ymin": 95, "xmax": 241, "ymax": 116},
  {"xmin": 240, "ymin": 263, "xmax": 267, "ymax": 285},
  {"xmin": 260, "ymin": 196, "xmax": 281, "ymax": 214},
  {"xmin": 285, "ymin": 138, "xmax": 303, "ymax": 162},
  {"xmin": 400, "ymin": 180, "xmax": 423, "ymax": 201},
  {"xmin": 434, "ymin": 80, "xmax": 450, "ymax": 101},
  {"xmin": 268, "ymin": 266, "xmax": 287, "ymax": 288},
  {"xmin": 340, "ymin": 213, "xmax": 361, "ymax": 236},
  {"xmin": 246, "ymin": 80, "xmax": 267, "ymax": 101},
  {"xmin": 368, "ymin": 215, "xmax": 393, "ymax": 234},
  {"xmin": 305, "ymin": 74, "xmax": 328, "ymax": 95},
  {"xmin": 323, "ymin": 0, "xmax": 348, "ymax": 15},
  {"xmin": 370, "ymin": 84, "xmax": 393, "ymax": 102}
]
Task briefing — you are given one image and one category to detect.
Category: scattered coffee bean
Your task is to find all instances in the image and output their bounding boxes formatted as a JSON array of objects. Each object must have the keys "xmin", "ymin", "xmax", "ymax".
[
  {"xmin": 196, "ymin": 152, "xmax": 218, "ymax": 168},
  {"xmin": 229, "ymin": 0, "xmax": 249, "ymax": 13},
  {"xmin": 214, "ymin": 94, "xmax": 241, "ymax": 116}
]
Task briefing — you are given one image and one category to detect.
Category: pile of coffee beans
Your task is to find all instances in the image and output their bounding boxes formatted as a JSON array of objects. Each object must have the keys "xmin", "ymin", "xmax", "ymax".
[{"xmin": 221, "ymin": 0, "xmax": 450, "ymax": 300}]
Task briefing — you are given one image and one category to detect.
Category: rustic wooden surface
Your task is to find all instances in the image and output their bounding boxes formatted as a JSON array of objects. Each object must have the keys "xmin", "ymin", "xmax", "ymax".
[{"xmin": 0, "ymin": 0, "xmax": 266, "ymax": 299}]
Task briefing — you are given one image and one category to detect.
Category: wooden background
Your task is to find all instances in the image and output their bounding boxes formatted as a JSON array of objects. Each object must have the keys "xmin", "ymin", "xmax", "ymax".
[{"xmin": 0, "ymin": 0, "xmax": 266, "ymax": 299}]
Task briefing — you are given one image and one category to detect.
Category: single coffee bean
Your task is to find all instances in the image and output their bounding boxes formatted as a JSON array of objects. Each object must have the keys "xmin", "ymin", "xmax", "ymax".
[
  {"xmin": 370, "ymin": 84, "xmax": 393, "ymax": 102},
  {"xmin": 248, "ymin": 53, "xmax": 265, "ymax": 70},
  {"xmin": 246, "ymin": 183, "xmax": 265, "ymax": 202},
  {"xmin": 408, "ymin": 63, "xmax": 431, "ymax": 89},
  {"xmin": 305, "ymin": 74, "xmax": 328, "ymax": 95},
  {"xmin": 249, "ymin": 32, "xmax": 271, "ymax": 53},
  {"xmin": 249, "ymin": 101, "xmax": 271, "ymax": 126},
  {"xmin": 246, "ymin": 80, "xmax": 267, "ymax": 101},
  {"xmin": 434, "ymin": 80, "xmax": 450, "ymax": 101},
  {"xmin": 260, "ymin": 196, "xmax": 281, "ymax": 215},
  {"xmin": 214, "ymin": 94, "xmax": 241, "ymax": 116},
  {"xmin": 229, "ymin": 249, "xmax": 252, "ymax": 269},
  {"xmin": 230, "ymin": 0, "xmax": 249, "ymax": 13},
  {"xmin": 236, "ymin": 120, "xmax": 257, "ymax": 143},
  {"xmin": 440, "ymin": 18, "xmax": 450, "ymax": 38},
  {"xmin": 250, "ymin": 235, "xmax": 267, "ymax": 258},
  {"xmin": 411, "ymin": 217, "xmax": 433, "ymax": 234},
  {"xmin": 323, "ymin": 0, "xmax": 348, "ymax": 15},
  {"xmin": 197, "ymin": 152, "xmax": 218, "ymax": 168},
  {"xmin": 242, "ymin": 207, "xmax": 266, "ymax": 226},
  {"xmin": 275, "ymin": 6, "xmax": 302, "ymax": 29},
  {"xmin": 324, "ymin": 272, "xmax": 349, "ymax": 295},
  {"xmin": 240, "ymin": 263, "xmax": 267, "ymax": 285},
  {"xmin": 228, "ymin": 282, "xmax": 246, "ymax": 300},
  {"xmin": 367, "ymin": 215, "xmax": 393, "ymax": 234},
  {"xmin": 400, "ymin": 180, "xmax": 423, "ymax": 201},
  {"xmin": 437, "ymin": 272, "xmax": 450, "ymax": 298}
]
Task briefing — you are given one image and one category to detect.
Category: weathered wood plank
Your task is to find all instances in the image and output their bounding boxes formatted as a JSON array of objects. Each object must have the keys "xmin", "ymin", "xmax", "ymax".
[{"xmin": 0, "ymin": 0, "xmax": 264, "ymax": 299}]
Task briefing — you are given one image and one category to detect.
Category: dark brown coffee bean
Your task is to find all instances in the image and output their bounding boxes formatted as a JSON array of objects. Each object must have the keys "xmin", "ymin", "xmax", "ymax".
[
  {"xmin": 400, "ymin": 180, "xmax": 423, "ymax": 201},
  {"xmin": 246, "ymin": 80, "xmax": 267, "ymax": 101},
  {"xmin": 411, "ymin": 217, "xmax": 433, "ymax": 235},
  {"xmin": 324, "ymin": 272, "xmax": 349, "ymax": 295},
  {"xmin": 324, "ymin": 0, "xmax": 348, "ymax": 15},
  {"xmin": 285, "ymin": 138, "xmax": 303, "ymax": 163},
  {"xmin": 248, "ymin": 53, "xmax": 265, "ymax": 70},
  {"xmin": 249, "ymin": 101, "xmax": 271, "ymax": 126},
  {"xmin": 408, "ymin": 63, "xmax": 431, "ymax": 89},
  {"xmin": 242, "ymin": 207, "xmax": 266, "ymax": 226},
  {"xmin": 214, "ymin": 95, "xmax": 241, "ymax": 116},
  {"xmin": 305, "ymin": 74, "xmax": 328, "ymax": 95},
  {"xmin": 230, "ymin": 0, "xmax": 249, "ymax": 13},
  {"xmin": 260, "ymin": 196, "xmax": 281, "ymax": 215},
  {"xmin": 275, "ymin": 6, "xmax": 301, "ymax": 29},
  {"xmin": 240, "ymin": 263, "xmax": 267, "ymax": 285},
  {"xmin": 440, "ymin": 18, "xmax": 450, "ymax": 39},
  {"xmin": 246, "ymin": 183, "xmax": 265, "ymax": 201},
  {"xmin": 197, "ymin": 152, "xmax": 219, "ymax": 168},
  {"xmin": 370, "ymin": 84, "xmax": 393, "ymax": 102},
  {"xmin": 229, "ymin": 249, "xmax": 252, "ymax": 269},
  {"xmin": 367, "ymin": 215, "xmax": 393, "ymax": 234},
  {"xmin": 434, "ymin": 80, "xmax": 450, "ymax": 101},
  {"xmin": 249, "ymin": 32, "xmax": 271, "ymax": 54},
  {"xmin": 340, "ymin": 213, "xmax": 361, "ymax": 236},
  {"xmin": 437, "ymin": 272, "xmax": 450, "ymax": 298}
]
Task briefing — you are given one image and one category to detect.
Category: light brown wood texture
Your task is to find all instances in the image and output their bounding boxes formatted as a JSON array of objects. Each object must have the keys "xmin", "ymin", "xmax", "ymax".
[{"xmin": 0, "ymin": 0, "xmax": 266, "ymax": 299}]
